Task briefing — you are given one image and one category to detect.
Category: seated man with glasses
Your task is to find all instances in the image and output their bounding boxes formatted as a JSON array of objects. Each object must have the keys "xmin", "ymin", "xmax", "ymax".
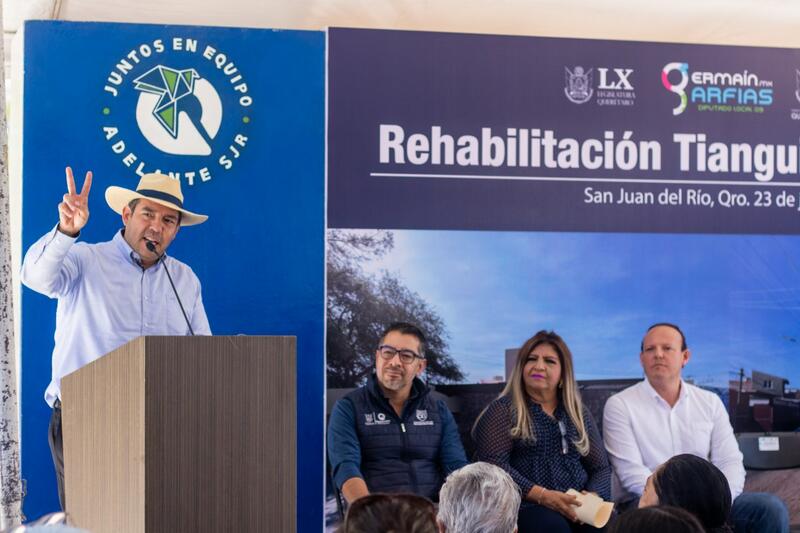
[{"xmin": 327, "ymin": 322, "xmax": 467, "ymax": 504}]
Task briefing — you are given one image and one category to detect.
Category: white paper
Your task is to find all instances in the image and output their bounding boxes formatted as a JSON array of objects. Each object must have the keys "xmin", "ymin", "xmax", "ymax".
[{"xmin": 566, "ymin": 488, "xmax": 614, "ymax": 528}]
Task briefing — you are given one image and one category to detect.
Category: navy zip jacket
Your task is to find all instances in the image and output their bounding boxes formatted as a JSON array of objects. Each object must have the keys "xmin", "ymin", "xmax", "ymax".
[{"xmin": 327, "ymin": 373, "xmax": 467, "ymax": 500}]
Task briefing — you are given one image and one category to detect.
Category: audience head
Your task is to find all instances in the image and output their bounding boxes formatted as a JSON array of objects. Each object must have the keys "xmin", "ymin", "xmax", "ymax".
[
  {"xmin": 437, "ymin": 462, "xmax": 521, "ymax": 533},
  {"xmin": 497, "ymin": 330, "xmax": 589, "ymax": 454},
  {"xmin": 640, "ymin": 454, "xmax": 732, "ymax": 532},
  {"xmin": 340, "ymin": 493, "xmax": 437, "ymax": 533},
  {"xmin": 609, "ymin": 506, "xmax": 705, "ymax": 533}
]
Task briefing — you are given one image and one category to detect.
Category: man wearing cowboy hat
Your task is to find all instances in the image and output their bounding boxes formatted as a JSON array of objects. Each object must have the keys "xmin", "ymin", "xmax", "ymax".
[{"xmin": 21, "ymin": 167, "xmax": 211, "ymax": 510}]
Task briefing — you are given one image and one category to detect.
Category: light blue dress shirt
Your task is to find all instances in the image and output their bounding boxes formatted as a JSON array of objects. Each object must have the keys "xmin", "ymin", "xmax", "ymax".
[{"xmin": 21, "ymin": 226, "xmax": 211, "ymax": 407}]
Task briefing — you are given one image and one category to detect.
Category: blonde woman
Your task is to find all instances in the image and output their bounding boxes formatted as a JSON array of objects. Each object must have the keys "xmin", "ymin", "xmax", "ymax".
[{"xmin": 473, "ymin": 330, "xmax": 612, "ymax": 533}]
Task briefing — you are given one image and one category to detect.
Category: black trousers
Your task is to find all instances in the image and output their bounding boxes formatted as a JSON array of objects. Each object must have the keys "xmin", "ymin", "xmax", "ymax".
[
  {"xmin": 48, "ymin": 400, "xmax": 65, "ymax": 510},
  {"xmin": 518, "ymin": 504, "xmax": 607, "ymax": 533}
]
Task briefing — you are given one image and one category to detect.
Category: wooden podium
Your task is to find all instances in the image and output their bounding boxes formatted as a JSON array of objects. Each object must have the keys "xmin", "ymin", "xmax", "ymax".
[{"xmin": 61, "ymin": 336, "xmax": 296, "ymax": 533}]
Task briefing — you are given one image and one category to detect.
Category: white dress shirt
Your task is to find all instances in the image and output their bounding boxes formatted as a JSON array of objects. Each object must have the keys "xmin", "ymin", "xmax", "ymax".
[
  {"xmin": 22, "ymin": 226, "xmax": 211, "ymax": 407},
  {"xmin": 602, "ymin": 378, "xmax": 745, "ymax": 499}
]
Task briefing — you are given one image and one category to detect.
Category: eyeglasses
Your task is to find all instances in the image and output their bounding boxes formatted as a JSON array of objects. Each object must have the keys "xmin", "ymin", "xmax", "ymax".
[
  {"xmin": 378, "ymin": 344, "xmax": 424, "ymax": 364},
  {"xmin": 558, "ymin": 420, "xmax": 568, "ymax": 455}
]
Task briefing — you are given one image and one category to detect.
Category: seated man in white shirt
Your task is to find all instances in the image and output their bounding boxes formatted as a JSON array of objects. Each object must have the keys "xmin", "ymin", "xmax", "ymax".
[{"xmin": 602, "ymin": 323, "xmax": 789, "ymax": 533}]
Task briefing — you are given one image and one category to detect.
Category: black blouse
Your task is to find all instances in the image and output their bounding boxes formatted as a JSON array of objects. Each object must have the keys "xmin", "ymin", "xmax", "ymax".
[{"xmin": 473, "ymin": 395, "xmax": 611, "ymax": 501}]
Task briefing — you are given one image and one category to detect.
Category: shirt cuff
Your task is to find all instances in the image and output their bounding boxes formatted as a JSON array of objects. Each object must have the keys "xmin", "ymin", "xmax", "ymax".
[
  {"xmin": 333, "ymin": 462, "xmax": 363, "ymax": 490},
  {"xmin": 517, "ymin": 478, "xmax": 535, "ymax": 498},
  {"xmin": 48, "ymin": 223, "xmax": 79, "ymax": 251},
  {"xmin": 586, "ymin": 475, "xmax": 611, "ymax": 500}
]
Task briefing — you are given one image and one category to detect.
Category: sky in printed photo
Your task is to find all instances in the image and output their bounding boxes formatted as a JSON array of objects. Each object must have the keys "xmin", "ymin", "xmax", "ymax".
[{"xmin": 352, "ymin": 229, "xmax": 800, "ymax": 387}]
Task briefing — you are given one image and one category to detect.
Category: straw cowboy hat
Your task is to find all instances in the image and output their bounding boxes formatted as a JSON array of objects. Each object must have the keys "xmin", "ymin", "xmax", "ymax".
[{"xmin": 104, "ymin": 173, "xmax": 208, "ymax": 226}]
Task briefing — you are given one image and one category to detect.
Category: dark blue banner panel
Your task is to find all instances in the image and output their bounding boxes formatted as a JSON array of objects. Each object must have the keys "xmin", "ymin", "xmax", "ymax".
[
  {"xmin": 329, "ymin": 28, "xmax": 800, "ymax": 234},
  {"xmin": 23, "ymin": 21, "xmax": 324, "ymax": 529}
]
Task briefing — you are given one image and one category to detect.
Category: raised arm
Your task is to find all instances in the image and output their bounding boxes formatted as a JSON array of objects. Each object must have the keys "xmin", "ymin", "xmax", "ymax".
[
  {"xmin": 21, "ymin": 168, "xmax": 93, "ymax": 297},
  {"xmin": 58, "ymin": 167, "xmax": 92, "ymax": 237}
]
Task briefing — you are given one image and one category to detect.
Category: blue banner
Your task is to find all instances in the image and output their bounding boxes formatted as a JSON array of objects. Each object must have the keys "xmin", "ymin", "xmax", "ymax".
[
  {"xmin": 326, "ymin": 29, "xmax": 800, "ymax": 527},
  {"xmin": 23, "ymin": 21, "xmax": 324, "ymax": 529},
  {"xmin": 329, "ymin": 28, "xmax": 800, "ymax": 234}
]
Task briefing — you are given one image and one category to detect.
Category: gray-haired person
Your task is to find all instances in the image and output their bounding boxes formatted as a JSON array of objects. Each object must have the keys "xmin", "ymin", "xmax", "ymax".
[{"xmin": 437, "ymin": 462, "xmax": 521, "ymax": 533}]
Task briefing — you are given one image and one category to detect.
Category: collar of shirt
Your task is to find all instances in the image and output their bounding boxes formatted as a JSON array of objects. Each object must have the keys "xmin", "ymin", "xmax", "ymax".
[
  {"xmin": 641, "ymin": 377, "xmax": 689, "ymax": 407},
  {"xmin": 526, "ymin": 396, "xmax": 566, "ymax": 420},
  {"xmin": 367, "ymin": 372, "xmax": 428, "ymax": 416}
]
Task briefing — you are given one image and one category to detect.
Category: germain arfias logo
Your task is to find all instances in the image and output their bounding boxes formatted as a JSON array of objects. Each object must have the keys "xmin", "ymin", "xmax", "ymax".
[
  {"xmin": 102, "ymin": 37, "xmax": 253, "ymax": 187},
  {"xmin": 661, "ymin": 62, "xmax": 773, "ymax": 115},
  {"xmin": 661, "ymin": 62, "xmax": 689, "ymax": 115}
]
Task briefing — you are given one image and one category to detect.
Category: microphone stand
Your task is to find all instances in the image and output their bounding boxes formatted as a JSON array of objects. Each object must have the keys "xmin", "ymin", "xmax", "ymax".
[{"xmin": 146, "ymin": 241, "xmax": 195, "ymax": 336}]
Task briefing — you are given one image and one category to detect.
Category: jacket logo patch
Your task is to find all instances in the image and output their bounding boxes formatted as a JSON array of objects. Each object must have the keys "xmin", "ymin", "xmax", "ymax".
[
  {"xmin": 364, "ymin": 412, "xmax": 391, "ymax": 426},
  {"xmin": 413, "ymin": 409, "xmax": 434, "ymax": 426}
]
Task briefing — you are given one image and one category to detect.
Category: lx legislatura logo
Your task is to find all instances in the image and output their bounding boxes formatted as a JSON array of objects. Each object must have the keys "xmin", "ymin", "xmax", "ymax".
[
  {"xmin": 101, "ymin": 37, "xmax": 253, "ymax": 187},
  {"xmin": 564, "ymin": 66, "xmax": 636, "ymax": 107}
]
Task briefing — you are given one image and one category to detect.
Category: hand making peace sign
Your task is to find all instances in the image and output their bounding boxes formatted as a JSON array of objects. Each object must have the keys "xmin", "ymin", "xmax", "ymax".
[{"xmin": 57, "ymin": 167, "xmax": 93, "ymax": 237}]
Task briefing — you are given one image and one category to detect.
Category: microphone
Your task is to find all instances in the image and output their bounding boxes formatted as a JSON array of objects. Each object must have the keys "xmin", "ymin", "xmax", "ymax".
[{"xmin": 146, "ymin": 240, "xmax": 195, "ymax": 336}]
